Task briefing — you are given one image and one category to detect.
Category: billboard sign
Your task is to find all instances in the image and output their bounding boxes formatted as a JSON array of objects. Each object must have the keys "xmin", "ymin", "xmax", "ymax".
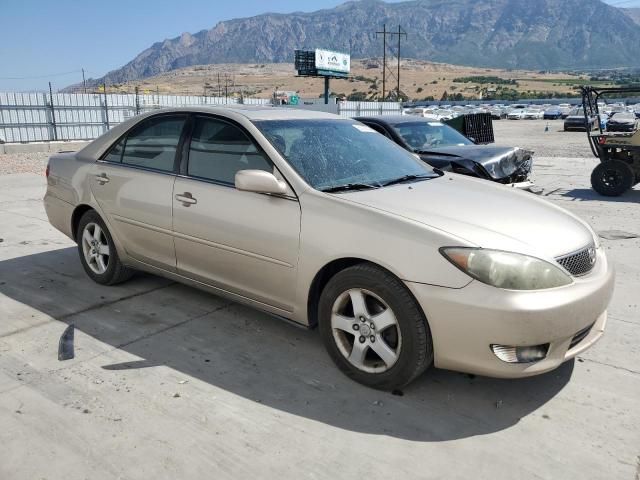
[{"xmin": 315, "ymin": 49, "xmax": 350, "ymax": 75}]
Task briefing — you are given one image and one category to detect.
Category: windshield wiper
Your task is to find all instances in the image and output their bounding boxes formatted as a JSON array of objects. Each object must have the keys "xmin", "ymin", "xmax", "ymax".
[
  {"xmin": 321, "ymin": 183, "xmax": 380, "ymax": 193},
  {"xmin": 380, "ymin": 174, "xmax": 435, "ymax": 187}
]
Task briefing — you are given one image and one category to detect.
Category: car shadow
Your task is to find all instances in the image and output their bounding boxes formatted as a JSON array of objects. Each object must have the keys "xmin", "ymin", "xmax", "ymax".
[
  {"xmin": 0, "ymin": 247, "xmax": 573, "ymax": 442},
  {"xmin": 560, "ymin": 188, "xmax": 640, "ymax": 203}
]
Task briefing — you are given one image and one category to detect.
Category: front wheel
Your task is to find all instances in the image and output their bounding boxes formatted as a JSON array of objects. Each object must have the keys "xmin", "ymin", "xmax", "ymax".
[
  {"xmin": 318, "ymin": 263, "xmax": 433, "ymax": 390},
  {"xmin": 591, "ymin": 160, "xmax": 634, "ymax": 197},
  {"xmin": 76, "ymin": 210, "xmax": 134, "ymax": 285}
]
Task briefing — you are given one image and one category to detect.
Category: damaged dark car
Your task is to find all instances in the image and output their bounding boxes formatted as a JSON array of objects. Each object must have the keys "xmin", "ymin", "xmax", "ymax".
[{"xmin": 355, "ymin": 116, "xmax": 533, "ymax": 187}]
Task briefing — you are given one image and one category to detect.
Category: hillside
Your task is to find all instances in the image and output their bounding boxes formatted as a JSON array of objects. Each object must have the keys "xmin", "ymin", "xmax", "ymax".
[
  {"xmin": 622, "ymin": 8, "xmax": 640, "ymax": 25},
  {"xmin": 88, "ymin": 0, "xmax": 640, "ymax": 87},
  {"xmin": 101, "ymin": 59, "xmax": 594, "ymax": 102}
]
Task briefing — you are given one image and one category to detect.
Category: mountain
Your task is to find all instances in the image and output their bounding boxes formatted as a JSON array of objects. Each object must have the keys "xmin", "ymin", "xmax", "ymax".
[
  {"xmin": 92, "ymin": 0, "xmax": 640, "ymax": 85},
  {"xmin": 622, "ymin": 8, "xmax": 640, "ymax": 25}
]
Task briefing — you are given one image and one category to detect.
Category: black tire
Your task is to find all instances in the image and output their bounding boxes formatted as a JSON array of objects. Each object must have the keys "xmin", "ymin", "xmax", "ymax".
[
  {"xmin": 318, "ymin": 263, "xmax": 433, "ymax": 390},
  {"xmin": 591, "ymin": 160, "xmax": 634, "ymax": 197},
  {"xmin": 76, "ymin": 210, "xmax": 134, "ymax": 285}
]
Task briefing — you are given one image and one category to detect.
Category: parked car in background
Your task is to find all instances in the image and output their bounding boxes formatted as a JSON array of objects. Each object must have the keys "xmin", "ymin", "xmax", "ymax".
[
  {"xmin": 558, "ymin": 104, "xmax": 573, "ymax": 118},
  {"xmin": 489, "ymin": 107, "xmax": 507, "ymax": 120},
  {"xmin": 564, "ymin": 107, "xmax": 596, "ymax": 131},
  {"xmin": 355, "ymin": 115, "xmax": 533, "ymax": 186},
  {"xmin": 403, "ymin": 107, "xmax": 439, "ymax": 120},
  {"xmin": 523, "ymin": 108, "xmax": 544, "ymax": 120},
  {"xmin": 543, "ymin": 108, "xmax": 563, "ymax": 120},
  {"xmin": 507, "ymin": 109, "xmax": 525, "ymax": 120},
  {"xmin": 606, "ymin": 112, "xmax": 637, "ymax": 132},
  {"xmin": 44, "ymin": 106, "xmax": 614, "ymax": 390}
]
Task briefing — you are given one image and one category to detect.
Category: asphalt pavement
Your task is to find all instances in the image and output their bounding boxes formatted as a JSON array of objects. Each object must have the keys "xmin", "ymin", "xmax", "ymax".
[{"xmin": 0, "ymin": 121, "xmax": 638, "ymax": 479}]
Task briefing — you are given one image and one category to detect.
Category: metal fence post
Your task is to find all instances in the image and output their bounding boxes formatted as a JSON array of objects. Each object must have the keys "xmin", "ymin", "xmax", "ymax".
[
  {"xmin": 102, "ymin": 83, "xmax": 110, "ymax": 131},
  {"xmin": 48, "ymin": 82, "xmax": 58, "ymax": 141},
  {"xmin": 135, "ymin": 86, "xmax": 140, "ymax": 115}
]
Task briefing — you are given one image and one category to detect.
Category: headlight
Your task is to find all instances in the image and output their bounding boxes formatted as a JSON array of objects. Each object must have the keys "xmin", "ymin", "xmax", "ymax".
[{"xmin": 440, "ymin": 247, "xmax": 572, "ymax": 290}]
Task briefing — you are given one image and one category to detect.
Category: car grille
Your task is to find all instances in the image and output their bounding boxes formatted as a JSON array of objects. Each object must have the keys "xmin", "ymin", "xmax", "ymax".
[
  {"xmin": 555, "ymin": 244, "xmax": 596, "ymax": 276},
  {"xmin": 569, "ymin": 323, "xmax": 594, "ymax": 350}
]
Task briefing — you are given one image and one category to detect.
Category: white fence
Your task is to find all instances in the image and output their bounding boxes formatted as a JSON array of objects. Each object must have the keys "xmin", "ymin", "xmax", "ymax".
[
  {"xmin": 0, "ymin": 92, "xmax": 401, "ymax": 143},
  {"xmin": 337, "ymin": 101, "xmax": 402, "ymax": 118}
]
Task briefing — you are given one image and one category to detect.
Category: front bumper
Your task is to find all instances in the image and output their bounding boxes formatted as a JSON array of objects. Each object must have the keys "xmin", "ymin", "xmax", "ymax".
[{"xmin": 406, "ymin": 248, "xmax": 615, "ymax": 378}]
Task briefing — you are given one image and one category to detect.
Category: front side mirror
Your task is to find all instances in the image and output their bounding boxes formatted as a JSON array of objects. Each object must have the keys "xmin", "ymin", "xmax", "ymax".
[{"xmin": 235, "ymin": 170, "xmax": 287, "ymax": 195}]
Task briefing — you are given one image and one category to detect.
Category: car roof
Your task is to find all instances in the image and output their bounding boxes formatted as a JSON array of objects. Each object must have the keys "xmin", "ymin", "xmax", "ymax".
[
  {"xmin": 79, "ymin": 105, "xmax": 349, "ymax": 161},
  {"xmin": 140, "ymin": 105, "xmax": 345, "ymax": 121}
]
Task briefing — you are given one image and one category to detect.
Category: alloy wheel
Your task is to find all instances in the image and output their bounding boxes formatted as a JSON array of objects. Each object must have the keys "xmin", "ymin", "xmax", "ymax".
[
  {"xmin": 330, "ymin": 288, "xmax": 402, "ymax": 373},
  {"xmin": 81, "ymin": 222, "xmax": 110, "ymax": 274}
]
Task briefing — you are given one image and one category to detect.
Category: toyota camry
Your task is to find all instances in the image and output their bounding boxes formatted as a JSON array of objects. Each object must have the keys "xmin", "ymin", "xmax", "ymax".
[{"xmin": 44, "ymin": 106, "xmax": 614, "ymax": 390}]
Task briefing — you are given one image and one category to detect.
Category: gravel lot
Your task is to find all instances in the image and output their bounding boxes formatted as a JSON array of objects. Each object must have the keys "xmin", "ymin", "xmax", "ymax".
[
  {"xmin": 0, "ymin": 151, "xmax": 51, "ymax": 176},
  {"xmin": 0, "ymin": 120, "xmax": 638, "ymax": 480},
  {"xmin": 493, "ymin": 119, "xmax": 593, "ymax": 158}
]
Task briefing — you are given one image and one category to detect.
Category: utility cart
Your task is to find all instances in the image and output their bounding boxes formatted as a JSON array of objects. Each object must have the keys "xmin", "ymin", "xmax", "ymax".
[{"xmin": 582, "ymin": 86, "xmax": 640, "ymax": 196}]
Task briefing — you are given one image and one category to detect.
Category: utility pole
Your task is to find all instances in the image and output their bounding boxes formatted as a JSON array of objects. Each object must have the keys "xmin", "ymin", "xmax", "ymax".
[
  {"xmin": 375, "ymin": 24, "xmax": 407, "ymax": 101},
  {"xmin": 82, "ymin": 68, "xmax": 87, "ymax": 94},
  {"xmin": 376, "ymin": 24, "xmax": 387, "ymax": 100},
  {"xmin": 397, "ymin": 25, "xmax": 405, "ymax": 100}
]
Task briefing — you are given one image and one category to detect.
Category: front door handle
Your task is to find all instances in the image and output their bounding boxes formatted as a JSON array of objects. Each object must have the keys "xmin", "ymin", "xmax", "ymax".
[
  {"xmin": 95, "ymin": 173, "xmax": 109, "ymax": 184},
  {"xmin": 175, "ymin": 192, "xmax": 197, "ymax": 207}
]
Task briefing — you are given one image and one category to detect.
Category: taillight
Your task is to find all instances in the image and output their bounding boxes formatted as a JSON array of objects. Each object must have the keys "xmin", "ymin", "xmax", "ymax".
[
  {"xmin": 598, "ymin": 136, "xmax": 606, "ymax": 145},
  {"xmin": 46, "ymin": 163, "xmax": 50, "ymax": 178}
]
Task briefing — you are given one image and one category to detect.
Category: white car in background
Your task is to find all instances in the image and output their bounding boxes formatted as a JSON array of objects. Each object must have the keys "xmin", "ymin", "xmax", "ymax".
[
  {"xmin": 507, "ymin": 109, "xmax": 526, "ymax": 120},
  {"xmin": 523, "ymin": 109, "xmax": 544, "ymax": 120},
  {"xmin": 403, "ymin": 107, "xmax": 440, "ymax": 121}
]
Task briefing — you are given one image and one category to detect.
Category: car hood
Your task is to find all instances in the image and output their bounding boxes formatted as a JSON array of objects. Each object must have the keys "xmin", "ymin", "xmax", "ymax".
[
  {"xmin": 339, "ymin": 174, "xmax": 595, "ymax": 259},
  {"xmin": 608, "ymin": 117, "xmax": 635, "ymax": 125},
  {"xmin": 417, "ymin": 145, "xmax": 533, "ymax": 180}
]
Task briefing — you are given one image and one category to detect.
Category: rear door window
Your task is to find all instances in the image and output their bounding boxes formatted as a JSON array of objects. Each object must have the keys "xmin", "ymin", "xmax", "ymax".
[{"xmin": 120, "ymin": 115, "xmax": 186, "ymax": 172}]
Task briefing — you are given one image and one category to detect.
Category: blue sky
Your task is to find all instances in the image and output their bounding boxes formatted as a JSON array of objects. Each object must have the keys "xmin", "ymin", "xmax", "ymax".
[{"xmin": 0, "ymin": 0, "xmax": 638, "ymax": 91}]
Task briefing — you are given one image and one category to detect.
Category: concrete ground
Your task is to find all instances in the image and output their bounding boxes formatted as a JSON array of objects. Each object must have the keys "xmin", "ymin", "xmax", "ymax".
[{"xmin": 0, "ymin": 120, "xmax": 638, "ymax": 479}]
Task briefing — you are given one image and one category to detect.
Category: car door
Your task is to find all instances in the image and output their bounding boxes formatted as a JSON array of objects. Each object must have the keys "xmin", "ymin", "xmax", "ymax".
[
  {"xmin": 91, "ymin": 114, "xmax": 188, "ymax": 271},
  {"xmin": 172, "ymin": 115, "xmax": 301, "ymax": 312}
]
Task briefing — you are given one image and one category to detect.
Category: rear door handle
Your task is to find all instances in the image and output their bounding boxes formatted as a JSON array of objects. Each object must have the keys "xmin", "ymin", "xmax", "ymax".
[
  {"xmin": 95, "ymin": 173, "xmax": 109, "ymax": 184},
  {"xmin": 175, "ymin": 192, "xmax": 197, "ymax": 206}
]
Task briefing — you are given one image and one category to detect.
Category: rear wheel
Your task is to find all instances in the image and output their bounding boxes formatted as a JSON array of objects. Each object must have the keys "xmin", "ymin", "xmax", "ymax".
[
  {"xmin": 76, "ymin": 210, "xmax": 134, "ymax": 285},
  {"xmin": 591, "ymin": 160, "xmax": 634, "ymax": 196},
  {"xmin": 318, "ymin": 263, "xmax": 432, "ymax": 390}
]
